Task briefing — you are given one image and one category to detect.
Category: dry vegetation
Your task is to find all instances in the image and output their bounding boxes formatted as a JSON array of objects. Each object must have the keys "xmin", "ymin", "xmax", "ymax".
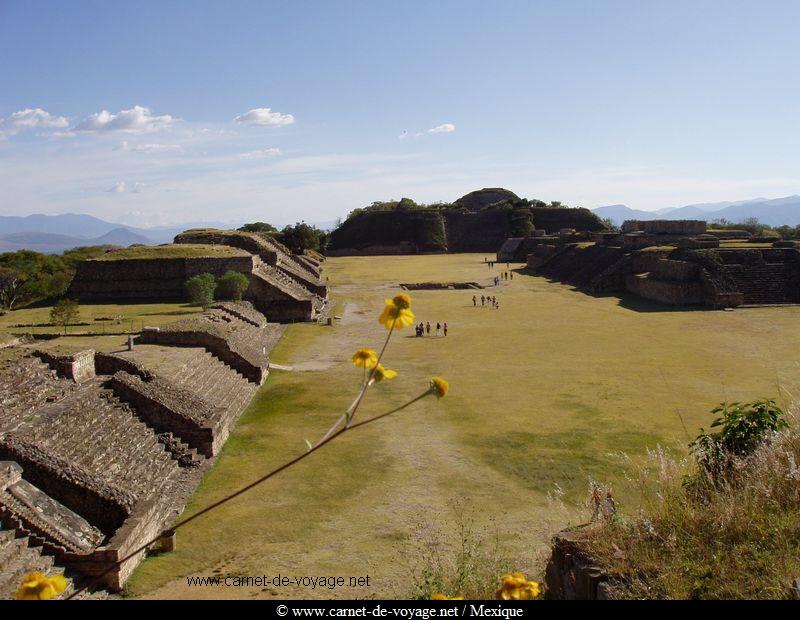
[{"xmin": 584, "ymin": 413, "xmax": 800, "ymax": 599}]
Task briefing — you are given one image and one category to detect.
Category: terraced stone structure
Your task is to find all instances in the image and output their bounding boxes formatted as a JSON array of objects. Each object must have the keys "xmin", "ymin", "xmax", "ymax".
[
  {"xmin": 0, "ymin": 302, "xmax": 281, "ymax": 597},
  {"xmin": 327, "ymin": 188, "xmax": 607, "ymax": 255},
  {"xmin": 517, "ymin": 221, "xmax": 800, "ymax": 308},
  {"xmin": 68, "ymin": 238, "xmax": 329, "ymax": 322}
]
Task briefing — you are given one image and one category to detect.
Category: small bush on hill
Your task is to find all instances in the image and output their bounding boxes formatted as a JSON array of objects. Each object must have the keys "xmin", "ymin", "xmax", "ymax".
[
  {"xmin": 216, "ymin": 270, "xmax": 250, "ymax": 301},
  {"xmin": 185, "ymin": 273, "xmax": 216, "ymax": 308},
  {"xmin": 238, "ymin": 222, "xmax": 278, "ymax": 234}
]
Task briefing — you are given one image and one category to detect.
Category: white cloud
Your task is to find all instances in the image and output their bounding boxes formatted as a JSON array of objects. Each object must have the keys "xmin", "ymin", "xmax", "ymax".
[
  {"xmin": 114, "ymin": 140, "xmax": 181, "ymax": 153},
  {"xmin": 74, "ymin": 105, "xmax": 174, "ymax": 134},
  {"xmin": 239, "ymin": 147, "xmax": 281, "ymax": 159},
  {"xmin": 428, "ymin": 123, "xmax": 456, "ymax": 134},
  {"xmin": 233, "ymin": 107, "xmax": 295, "ymax": 127},
  {"xmin": 0, "ymin": 108, "xmax": 69, "ymax": 138},
  {"xmin": 106, "ymin": 181, "xmax": 143, "ymax": 194}
]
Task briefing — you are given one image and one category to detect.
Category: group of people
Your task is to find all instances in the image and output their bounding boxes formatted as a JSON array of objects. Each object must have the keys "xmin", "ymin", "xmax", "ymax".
[
  {"xmin": 415, "ymin": 321, "xmax": 448, "ymax": 337},
  {"xmin": 492, "ymin": 272, "xmax": 513, "ymax": 286},
  {"xmin": 473, "ymin": 294, "xmax": 500, "ymax": 309}
]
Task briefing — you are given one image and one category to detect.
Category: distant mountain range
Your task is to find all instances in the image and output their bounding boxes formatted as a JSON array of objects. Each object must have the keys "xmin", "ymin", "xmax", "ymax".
[
  {"xmin": 0, "ymin": 213, "xmax": 241, "ymax": 254},
  {"xmin": 593, "ymin": 196, "xmax": 800, "ymax": 227}
]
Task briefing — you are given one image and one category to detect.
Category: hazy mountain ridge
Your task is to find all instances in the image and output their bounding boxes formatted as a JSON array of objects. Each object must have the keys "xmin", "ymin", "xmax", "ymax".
[
  {"xmin": 0, "ymin": 228, "xmax": 155, "ymax": 254},
  {"xmin": 0, "ymin": 213, "xmax": 243, "ymax": 253},
  {"xmin": 594, "ymin": 195, "xmax": 800, "ymax": 227}
]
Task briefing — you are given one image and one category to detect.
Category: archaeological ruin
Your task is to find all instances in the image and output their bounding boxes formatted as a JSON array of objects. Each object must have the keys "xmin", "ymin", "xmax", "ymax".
[
  {"xmin": 0, "ymin": 301, "xmax": 285, "ymax": 597},
  {"xmin": 67, "ymin": 230, "xmax": 329, "ymax": 322},
  {"xmin": 502, "ymin": 219, "xmax": 800, "ymax": 308},
  {"xmin": 327, "ymin": 188, "xmax": 606, "ymax": 255}
]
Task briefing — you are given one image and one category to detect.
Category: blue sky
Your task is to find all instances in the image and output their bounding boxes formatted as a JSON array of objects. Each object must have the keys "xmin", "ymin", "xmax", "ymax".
[{"xmin": 1, "ymin": 0, "xmax": 799, "ymax": 227}]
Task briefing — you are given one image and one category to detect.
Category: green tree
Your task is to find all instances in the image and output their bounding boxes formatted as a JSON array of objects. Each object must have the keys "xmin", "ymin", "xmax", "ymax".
[
  {"xmin": 50, "ymin": 299, "xmax": 80, "ymax": 334},
  {"xmin": 279, "ymin": 222, "xmax": 328, "ymax": 253},
  {"xmin": 216, "ymin": 270, "xmax": 250, "ymax": 301},
  {"xmin": 185, "ymin": 273, "xmax": 216, "ymax": 307},
  {"xmin": 238, "ymin": 222, "xmax": 278, "ymax": 234}
]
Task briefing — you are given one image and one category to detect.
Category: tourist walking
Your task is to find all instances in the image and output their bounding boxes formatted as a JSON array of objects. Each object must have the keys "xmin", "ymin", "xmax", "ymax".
[
  {"xmin": 443, "ymin": 322, "xmax": 448, "ymax": 337},
  {"xmin": 435, "ymin": 322, "xmax": 441, "ymax": 337},
  {"xmin": 426, "ymin": 321, "xmax": 431, "ymax": 335},
  {"xmin": 472, "ymin": 295, "xmax": 476, "ymax": 307},
  {"xmin": 481, "ymin": 295, "xmax": 485, "ymax": 307}
]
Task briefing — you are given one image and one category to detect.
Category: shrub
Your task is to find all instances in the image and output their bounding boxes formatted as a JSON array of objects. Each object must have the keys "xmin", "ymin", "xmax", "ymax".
[
  {"xmin": 690, "ymin": 400, "xmax": 788, "ymax": 480},
  {"xmin": 216, "ymin": 270, "xmax": 250, "ymax": 301},
  {"xmin": 185, "ymin": 273, "xmax": 216, "ymax": 308}
]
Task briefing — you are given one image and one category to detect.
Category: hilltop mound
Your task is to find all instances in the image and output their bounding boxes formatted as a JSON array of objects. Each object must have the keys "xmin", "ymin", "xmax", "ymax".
[{"xmin": 454, "ymin": 188, "xmax": 520, "ymax": 211}]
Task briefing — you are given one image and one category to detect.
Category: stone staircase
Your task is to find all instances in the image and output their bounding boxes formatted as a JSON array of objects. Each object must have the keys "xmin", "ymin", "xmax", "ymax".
[
  {"xmin": 1, "ymin": 475, "xmax": 105, "ymax": 557},
  {"xmin": 0, "ymin": 528, "xmax": 58, "ymax": 599},
  {"xmin": 0, "ymin": 356, "xmax": 76, "ymax": 433},
  {"xmin": 723, "ymin": 263, "xmax": 796, "ymax": 305},
  {"xmin": 0, "ymin": 529, "xmax": 108, "ymax": 600},
  {"xmin": 538, "ymin": 245, "xmax": 626, "ymax": 289},
  {"xmin": 276, "ymin": 255, "xmax": 328, "ymax": 296},
  {"xmin": 16, "ymin": 381, "xmax": 180, "ymax": 503},
  {"xmin": 253, "ymin": 262, "xmax": 315, "ymax": 301},
  {"xmin": 172, "ymin": 350, "xmax": 258, "ymax": 421}
]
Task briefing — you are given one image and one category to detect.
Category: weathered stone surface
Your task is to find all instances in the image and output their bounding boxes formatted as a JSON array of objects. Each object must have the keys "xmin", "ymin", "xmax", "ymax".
[
  {"xmin": 34, "ymin": 349, "xmax": 96, "ymax": 383},
  {"xmin": 622, "ymin": 220, "xmax": 707, "ymax": 235},
  {"xmin": 545, "ymin": 530, "xmax": 612, "ymax": 600},
  {"xmin": 0, "ymin": 434, "xmax": 135, "ymax": 534},
  {"xmin": 109, "ymin": 372, "xmax": 218, "ymax": 456},
  {"xmin": 209, "ymin": 300, "xmax": 268, "ymax": 328},
  {"xmin": 138, "ymin": 310, "xmax": 270, "ymax": 383}
]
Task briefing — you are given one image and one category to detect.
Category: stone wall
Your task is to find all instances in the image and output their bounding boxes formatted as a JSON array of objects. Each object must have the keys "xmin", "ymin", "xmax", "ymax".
[
  {"xmin": 0, "ymin": 435, "xmax": 134, "ymax": 534},
  {"xmin": 68, "ymin": 255, "xmax": 256, "ymax": 301},
  {"xmin": 622, "ymin": 220, "xmax": 706, "ymax": 235},
  {"xmin": 94, "ymin": 351, "xmax": 154, "ymax": 380},
  {"xmin": 625, "ymin": 273, "xmax": 704, "ymax": 305},
  {"xmin": 34, "ymin": 349, "xmax": 96, "ymax": 383},
  {"xmin": 545, "ymin": 530, "xmax": 615, "ymax": 599}
]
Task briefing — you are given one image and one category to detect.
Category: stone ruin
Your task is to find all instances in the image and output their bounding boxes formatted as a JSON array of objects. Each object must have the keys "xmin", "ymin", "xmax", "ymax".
[
  {"xmin": 68, "ymin": 230, "xmax": 329, "ymax": 323},
  {"xmin": 0, "ymin": 301, "xmax": 282, "ymax": 597},
  {"xmin": 509, "ymin": 219, "xmax": 800, "ymax": 308}
]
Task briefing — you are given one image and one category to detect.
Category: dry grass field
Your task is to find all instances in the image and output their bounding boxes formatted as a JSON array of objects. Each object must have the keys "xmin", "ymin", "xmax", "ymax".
[{"xmin": 49, "ymin": 254, "xmax": 800, "ymax": 599}]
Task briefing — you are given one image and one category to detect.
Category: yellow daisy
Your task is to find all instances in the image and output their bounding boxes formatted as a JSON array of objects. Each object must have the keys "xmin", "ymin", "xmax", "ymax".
[
  {"xmin": 372, "ymin": 364, "xmax": 398, "ymax": 382},
  {"xmin": 431, "ymin": 377, "xmax": 449, "ymax": 398},
  {"xmin": 378, "ymin": 295, "xmax": 415, "ymax": 330},
  {"xmin": 13, "ymin": 572, "xmax": 69, "ymax": 600},
  {"xmin": 352, "ymin": 348, "xmax": 378, "ymax": 368}
]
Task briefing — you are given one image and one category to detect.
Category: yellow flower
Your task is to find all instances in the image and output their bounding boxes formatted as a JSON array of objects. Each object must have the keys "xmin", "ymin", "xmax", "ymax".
[
  {"xmin": 13, "ymin": 572, "xmax": 69, "ymax": 600},
  {"xmin": 496, "ymin": 572, "xmax": 541, "ymax": 600},
  {"xmin": 432, "ymin": 593, "xmax": 463, "ymax": 600},
  {"xmin": 391, "ymin": 293, "xmax": 412, "ymax": 309},
  {"xmin": 431, "ymin": 377, "xmax": 449, "ymax": 398},
  {"xmin": 378, "ymin": 295, "xmax": 415, "ymax": 330},
  {"xmin": 372, "ymin": 364, "xmax": 398, "ymax": 382},
  {"xmin": 352, "ymin": 348, "xmax": 378, "ymax": 368}
]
